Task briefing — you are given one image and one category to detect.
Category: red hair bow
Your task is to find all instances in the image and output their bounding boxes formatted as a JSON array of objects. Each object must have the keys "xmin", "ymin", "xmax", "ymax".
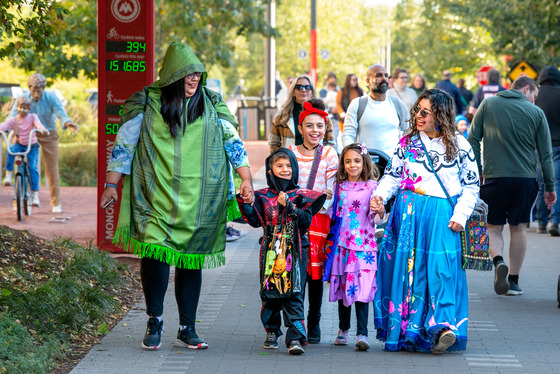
[{"xmin": 299, "ymin": 101, "xmax": 328, "ymax": 126}]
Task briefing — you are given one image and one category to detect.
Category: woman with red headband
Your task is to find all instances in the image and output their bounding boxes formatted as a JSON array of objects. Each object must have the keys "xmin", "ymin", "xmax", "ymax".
[
  {"xmin": 269, "ymin": 74, "xmax": 336, "ymax": 152},
  {"xmin": 288, "ymin": 98, "xmax": 339, "ymax": 343}
]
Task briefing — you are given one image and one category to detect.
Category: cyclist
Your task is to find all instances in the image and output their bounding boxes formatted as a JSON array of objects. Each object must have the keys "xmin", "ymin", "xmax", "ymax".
[{"xmin": 1, "ymin": 96, "xmax": 47, "ymax": 207}]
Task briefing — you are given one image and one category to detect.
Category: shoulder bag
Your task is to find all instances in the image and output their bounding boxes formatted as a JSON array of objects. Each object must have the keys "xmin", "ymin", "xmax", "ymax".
[{"xmin": 419, "ymin": 137, "xmax": 492, "ymax": 271}]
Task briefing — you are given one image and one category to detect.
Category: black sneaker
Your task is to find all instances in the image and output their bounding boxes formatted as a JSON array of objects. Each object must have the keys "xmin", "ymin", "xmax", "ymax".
[
  {"xmin": 288, "ymin": 340, "xmax": 304, "ymax": 355},
  {"xmin": 494, "ymin": 260, "xmax": 509, "ymax": 295},
  {"xmin": 263, "ymin": 332, "xmax": 279, "ymax": 349},
  {"xmin": 175, "ymin": 326, "xmax": 208, "ymax": 349},
  {"xmin": 142, "ymin": 317, "xmax": 164, "ymax": 350}
]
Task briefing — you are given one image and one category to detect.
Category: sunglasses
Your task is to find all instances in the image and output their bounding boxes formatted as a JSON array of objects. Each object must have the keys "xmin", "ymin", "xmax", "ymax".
[
  {"xmin": 414, "ymin": 106, "xmax": 432, "ymax": 118},
  {"xmin": 186, "ymin": 72, "xmax": 202, "ymax": 80},
  {"xmin": 295, "ymin": 84, "xmax": 312, "ymax": 91}
]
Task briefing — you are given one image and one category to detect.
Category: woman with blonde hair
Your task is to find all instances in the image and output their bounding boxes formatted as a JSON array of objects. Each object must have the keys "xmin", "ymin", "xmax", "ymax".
[{"xmin": 269, "ymin": 74, "xmax": 335, "ymax": 152}]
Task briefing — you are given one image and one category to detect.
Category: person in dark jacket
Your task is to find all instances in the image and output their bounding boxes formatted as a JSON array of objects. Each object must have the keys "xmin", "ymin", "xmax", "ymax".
[
  {"xmin": 435, "ymin": 70, "xmax": 464, "ymax": 115},
  {"xmin": 535, "ymin": 65, "xmax": 560, "ymax": 236}
]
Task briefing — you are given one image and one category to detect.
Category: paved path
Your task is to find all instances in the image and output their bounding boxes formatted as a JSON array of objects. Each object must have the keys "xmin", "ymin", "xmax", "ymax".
[{"xmin": 69, "ymin": 223, "xmax": 560, "ymax": 374}]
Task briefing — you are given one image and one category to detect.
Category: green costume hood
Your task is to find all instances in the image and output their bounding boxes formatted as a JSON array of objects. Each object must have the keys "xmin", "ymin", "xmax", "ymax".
[{"xmin": 153, "ymin": 42, "xmax": 207, "ymax": 88}]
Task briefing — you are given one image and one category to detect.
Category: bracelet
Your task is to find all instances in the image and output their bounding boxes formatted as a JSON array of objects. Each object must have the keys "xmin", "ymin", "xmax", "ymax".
[{"xmin": 104, "ymin": 183, "xmax": 118, "ymax": 189}]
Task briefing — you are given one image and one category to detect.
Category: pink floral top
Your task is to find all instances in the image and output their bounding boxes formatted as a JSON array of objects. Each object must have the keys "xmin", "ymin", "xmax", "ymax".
[{"xmin": 336, "ymin": 180, "xmax": 382, "ymax": 252}]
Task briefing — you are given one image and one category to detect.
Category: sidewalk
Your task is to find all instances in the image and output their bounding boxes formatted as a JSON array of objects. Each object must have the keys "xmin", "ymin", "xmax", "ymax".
[{"xmin": 70, "ymin": 221, "xmax": 560, "ymax": 374}]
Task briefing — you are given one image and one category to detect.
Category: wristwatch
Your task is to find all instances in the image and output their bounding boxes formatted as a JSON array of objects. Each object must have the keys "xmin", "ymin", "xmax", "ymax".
[{"xmin": 104, "ymin": 183, "xmax": 118, "ymax": 189}]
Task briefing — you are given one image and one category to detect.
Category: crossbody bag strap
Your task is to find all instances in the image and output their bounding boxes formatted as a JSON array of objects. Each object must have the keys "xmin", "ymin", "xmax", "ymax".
[
  {"xmin": 418, "ymin": 136, "xmax": 455, "ymax": 208},
  {"xmin": 306, "ymin": 144, "xmax": 323, "ymax": 190}
]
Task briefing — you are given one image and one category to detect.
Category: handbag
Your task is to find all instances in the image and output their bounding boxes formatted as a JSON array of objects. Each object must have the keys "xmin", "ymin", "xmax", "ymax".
[{"xmin": 419, "ymin": 137, "xmax": 492, "ymax": 271}]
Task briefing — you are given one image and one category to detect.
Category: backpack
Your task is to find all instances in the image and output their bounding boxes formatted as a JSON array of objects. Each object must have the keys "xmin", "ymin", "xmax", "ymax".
[{"xmin": 356, "ymin": 95, "xmax": 402, "ymax": 125}]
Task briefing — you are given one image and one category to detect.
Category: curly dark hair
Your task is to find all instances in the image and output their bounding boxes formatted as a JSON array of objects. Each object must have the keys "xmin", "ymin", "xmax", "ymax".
[
  {"xmin": 407, "ymin": 89, "xmax": 459, "ymax": 162},
  {"xmin": 336, "ymin": 143, "xmax": 379, "ymax": 184}
]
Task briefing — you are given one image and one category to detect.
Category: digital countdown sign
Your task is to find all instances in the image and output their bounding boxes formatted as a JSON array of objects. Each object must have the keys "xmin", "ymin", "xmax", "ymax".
[{"xmin": 97, "ymin": 0, "xmax": 155, "ymax": 252}]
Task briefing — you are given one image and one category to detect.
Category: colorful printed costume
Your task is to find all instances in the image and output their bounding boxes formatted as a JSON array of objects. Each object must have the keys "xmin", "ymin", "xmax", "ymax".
[
  {"xmin": 237, "ymin": 148, "xmax": 325, "ymax": 345},
  {"xmin": 374, "ymin": 132, "xmax": 479, "ymax": 352},
  {"xmin": 329, "ymin": 180, "xmax": 381, "ymax": 306}
]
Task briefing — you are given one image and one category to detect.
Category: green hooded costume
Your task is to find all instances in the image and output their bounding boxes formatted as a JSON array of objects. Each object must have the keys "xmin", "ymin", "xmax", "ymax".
[{"xmin": 113, "ymin": 42, "xmax": 239, "ymax": 269}]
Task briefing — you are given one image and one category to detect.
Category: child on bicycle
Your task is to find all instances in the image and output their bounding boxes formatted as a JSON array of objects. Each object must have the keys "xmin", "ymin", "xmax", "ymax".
[{"xmin": 1, "ymin": 96, "xmax": 47, "ymax": 207}]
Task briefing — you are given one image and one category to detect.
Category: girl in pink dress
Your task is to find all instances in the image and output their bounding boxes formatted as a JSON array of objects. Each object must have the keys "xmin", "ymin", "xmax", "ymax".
[{"xmin": 329, "ymin": 143, "xmax": 384, "ymax": 351}]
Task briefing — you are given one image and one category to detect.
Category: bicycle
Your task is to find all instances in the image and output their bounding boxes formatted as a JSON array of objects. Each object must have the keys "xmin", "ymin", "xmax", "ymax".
[{"xmin": 0, "ymin": 129, "xmax": 48, "ymax": 221}]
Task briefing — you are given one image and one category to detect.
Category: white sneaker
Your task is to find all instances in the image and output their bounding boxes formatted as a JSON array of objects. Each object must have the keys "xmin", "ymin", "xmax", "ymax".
[
  {"xmin": 32, "ymin": 192, "xmax": 40, "ymax": 207},
  {"xmin": 52, "ymin": 204, "xmax": 62, "ymax": 214},
  {"xmin": 3, "ymin": 176, "xmax": 12, "ymax": 186}
]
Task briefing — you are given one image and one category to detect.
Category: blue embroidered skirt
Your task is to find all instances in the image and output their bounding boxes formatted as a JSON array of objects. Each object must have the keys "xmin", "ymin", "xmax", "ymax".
[{"xmin": 373, "ymin": 190, "xmax": 468, "ymax": 352}]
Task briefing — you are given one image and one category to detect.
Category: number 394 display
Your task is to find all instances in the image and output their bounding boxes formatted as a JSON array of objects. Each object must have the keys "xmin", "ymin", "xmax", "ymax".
[{"xmin": 106, "ymin": 60, "xmax": 146, "ymax": 72}]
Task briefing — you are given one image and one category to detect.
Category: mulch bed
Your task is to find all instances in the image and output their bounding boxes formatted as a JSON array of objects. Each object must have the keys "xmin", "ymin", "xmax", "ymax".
[{"xmin": 0, "ymin": 225, "xmax": 143, "ymax": 374}]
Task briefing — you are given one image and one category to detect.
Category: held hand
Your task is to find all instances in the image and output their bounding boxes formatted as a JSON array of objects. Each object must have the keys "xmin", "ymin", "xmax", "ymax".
[
  {"xmin": 239, "ymin": 180, "xmax": 254, "ymax": 204},
  {"xmin": 278, "ymin": 191, "xmax": 287, "ymax": 206},
  {"xmin": 241, "ymin": 185, "xmax": 254, "ymax": 204},
  {"xmin": 100, "ymin": 187, "xmax": 118, "ymax": 210},
  {"xmin": 324, "ymin": 189, "xmax": 333, "ymax": 199},
  {"xmin": 448, "ymin": 221, "xmax": 464, "ymax": 232},
  {"xmin": 370, "ymin": 196, "xmax": 385, "ymax": 216}
]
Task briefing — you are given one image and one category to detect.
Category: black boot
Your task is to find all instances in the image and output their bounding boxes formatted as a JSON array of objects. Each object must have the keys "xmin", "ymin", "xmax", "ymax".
[{"xmin": 307, "ymin": 317, "xmax": 321, "ymax": 344}]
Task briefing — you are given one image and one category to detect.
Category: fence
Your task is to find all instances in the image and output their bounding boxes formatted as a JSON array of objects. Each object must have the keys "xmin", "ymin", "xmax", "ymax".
[{"xmin": 236, "ymin": 96, "xmax": 278, "ymax": 141}]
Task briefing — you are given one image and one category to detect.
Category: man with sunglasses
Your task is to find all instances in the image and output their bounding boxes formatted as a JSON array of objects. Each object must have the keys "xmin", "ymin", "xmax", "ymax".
[
  {"xmin": 469, "ymin": 76, "xmax": 556, "ymax": 297},
  {"xmin": 341, "ymin": 64, "xmax": 409, "ymax": 158}
]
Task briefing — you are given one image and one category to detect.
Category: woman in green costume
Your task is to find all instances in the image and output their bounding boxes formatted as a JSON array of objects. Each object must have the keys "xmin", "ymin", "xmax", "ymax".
[{"xmin": 100, "ymin": 42, "xmax": 254, "ymax": 350}]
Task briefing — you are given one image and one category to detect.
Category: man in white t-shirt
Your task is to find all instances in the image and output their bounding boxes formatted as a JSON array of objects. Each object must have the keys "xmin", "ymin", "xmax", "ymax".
[{"xmin": 342, "ymin": 64, "xmax": 410, "ymax": 157}]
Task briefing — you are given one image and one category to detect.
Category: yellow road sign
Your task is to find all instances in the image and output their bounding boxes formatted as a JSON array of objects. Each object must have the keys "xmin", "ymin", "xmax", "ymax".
[{"xmin": 508, "ymin": 61, "xmax": 538, "ymax": 81}]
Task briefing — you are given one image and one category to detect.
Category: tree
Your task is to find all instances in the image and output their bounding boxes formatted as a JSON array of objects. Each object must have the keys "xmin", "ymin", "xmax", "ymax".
[
  {"xmin": 0, "ymin": 1, "xmax": 69, "ymax": 60},
  {"xmin": 440, "ymin": 0, "xmax": 560, "ymax": 69},
  {"xmin": 391, "ymin": 0, "xmax": 497, "ymax": 85},
  {"xmin": 222, "ymin": 0, "xmax": 393, "ymax": 96},
  {"xmin": 155, "ymin": 0, "xmax": 276, "ymax": 69},
  {"xmin": 11, "ymin": 1, "xmax": 97, "ymax": 80}
]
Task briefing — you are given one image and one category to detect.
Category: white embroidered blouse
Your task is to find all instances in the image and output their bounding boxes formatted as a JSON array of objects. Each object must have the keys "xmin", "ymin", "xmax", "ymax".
[{"xmin": 375, "ymin": 132, "xmax": 480, "ymax": 227}]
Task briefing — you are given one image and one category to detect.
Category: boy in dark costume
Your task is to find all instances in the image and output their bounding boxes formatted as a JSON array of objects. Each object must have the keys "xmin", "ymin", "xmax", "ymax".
[{"xmin": 237, "ymin": 148, "xmax": 325, "ymax": 355}]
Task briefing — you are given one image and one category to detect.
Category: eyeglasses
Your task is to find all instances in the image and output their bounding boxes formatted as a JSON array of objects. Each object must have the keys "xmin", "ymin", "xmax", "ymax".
[
  {"xmin": 186, "ymin": 72, "xmax": 202, "ymax": 80},
  {"xmin": 398, "ymin": 75, "xmax": 409, "ymax": 80},
  {"xmin": 295, "ymin": 84, "xmax": 312, "ymax": 91},
  {"xmin": 414, "ymin": 106, "xmax": 432, "ymax": 118}
]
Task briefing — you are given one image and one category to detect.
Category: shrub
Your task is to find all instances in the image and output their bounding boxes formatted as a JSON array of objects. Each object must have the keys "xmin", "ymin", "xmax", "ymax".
[
  {"xmin": 0, "ymin": 316, "xmax": 62, "ymax": 374},
  {"xmin": 57, "ymin": 143, "xmax": 98, "ymax": 187}
]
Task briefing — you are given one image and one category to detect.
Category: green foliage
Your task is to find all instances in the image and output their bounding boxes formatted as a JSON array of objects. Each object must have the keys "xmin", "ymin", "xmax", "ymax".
[
  {"xmin": 222, "ymin": 0, "xmax": 393, "ymax": 96},
  {"xmin": 11, "ymin": 1, "xmax": 97, "ymax": 80},
  {"xmin": 391, "ymin": 0, "xmax": 498, "ymax": 85},
  {"xmin": 0, "ymin": 317, "xmax": 61, "ymax": 374},
  {"xmin": 58, "ymin": 143, "xmax": 98, "ymax": 187},
  {"xmin": 2, "ymin": 246, "xmax": 122, "ymax": 339},
  {"xmin": 156, "ymin": 0, "xmax": 276, "ymax": 69},
  {"xmin": 0, "ymin": 1, "xmax": 69, "ymax": 61},
  {"xmin": 440, "ymin": 0, "xmax": 560, "ymax": 69}
]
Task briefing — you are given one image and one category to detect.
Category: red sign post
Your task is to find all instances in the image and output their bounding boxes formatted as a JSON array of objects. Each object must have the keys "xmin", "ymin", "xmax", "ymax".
[
  {"xmin": 97, "ymin": 0, "xmax": 155, "ymax": 251},
  {"xmin": 476, "ymin": 66, "xmax": 493, "ymax": 86}
]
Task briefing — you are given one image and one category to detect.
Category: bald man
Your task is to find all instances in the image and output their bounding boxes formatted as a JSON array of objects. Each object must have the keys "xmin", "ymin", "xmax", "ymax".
[{"xmin": 341, "ymin": 64, "xmax": 409, "ymax": 157}]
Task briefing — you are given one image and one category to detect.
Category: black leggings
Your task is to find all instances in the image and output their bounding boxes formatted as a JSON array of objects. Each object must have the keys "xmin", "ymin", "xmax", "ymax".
[
  {"xmin": 306, "ymin": 275, "xmax": 323, "ymax": 325},
  {"xmin": 338, "ymin": 300, "xmax": 369, "ymax": 336},
  {"xmin": 140, "ymin": 257, "xmax": 202, "ymax": 326}
]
